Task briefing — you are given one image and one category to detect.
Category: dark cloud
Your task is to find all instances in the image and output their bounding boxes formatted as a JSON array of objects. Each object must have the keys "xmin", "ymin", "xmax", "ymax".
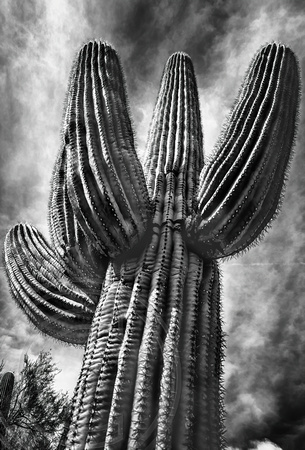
[
  {"xmin": 81, "ymin": 0, "xmax": 258, "ymax": 94},
  {"xmin": 224, "ymin": 237, "xmax": 305, "ymax": 449}
]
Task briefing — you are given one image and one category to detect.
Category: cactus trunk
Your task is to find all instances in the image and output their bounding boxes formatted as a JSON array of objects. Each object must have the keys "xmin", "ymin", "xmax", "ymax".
[
  {"xmin": 3, "ymin": 40, "xmax": 300, "ymax": 449},
  {"xmin": 66, "ymin": 260, "xmax": 224, "ymax": 449},
  {"xmin": 66, "ymin": 217, "xmax": 224, "ymax": 449}
]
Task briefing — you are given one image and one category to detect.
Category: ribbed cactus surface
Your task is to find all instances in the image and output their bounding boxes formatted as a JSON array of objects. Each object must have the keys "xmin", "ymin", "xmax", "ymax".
[
  {"xmin": 0, "ymin": 372, "xmax": 14, "ymax": 448},
  {"xmin": 4, "ymin": 41, "xmax": 300, "ymax": 449},
  {"xmin": 0, "ymin": 372, "xmax": 14, "ymax": 421}
]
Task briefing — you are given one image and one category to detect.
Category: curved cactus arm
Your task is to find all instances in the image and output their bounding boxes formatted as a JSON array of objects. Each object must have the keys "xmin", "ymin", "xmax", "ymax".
[
  {"xmin": 186, "ymin": 43, "xmax": 300, "ymax": 258},
  {"xmin": 49, "ymin": 146, "xmax": 74, "ymax": 254},
  {"xmin": 4, "ymin": 224, "xmax": 96, "ymax": 345},
  {"xmin": 64, "ymin": 40, "xmax": 152, "ymax": 259},
  {"xmin": 49, "ymin": 145, "xmax": 108, "ymax": 298}
]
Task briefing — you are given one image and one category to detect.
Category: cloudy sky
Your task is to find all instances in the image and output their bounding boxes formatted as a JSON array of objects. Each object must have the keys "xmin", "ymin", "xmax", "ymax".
[{"xmin": 0, "ymin": 0, "xmax": 304, "ymax": 449}]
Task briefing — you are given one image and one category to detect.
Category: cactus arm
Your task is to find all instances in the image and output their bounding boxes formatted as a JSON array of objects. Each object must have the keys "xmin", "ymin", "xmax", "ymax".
[
  {"xmin": 186, "ymin": 43, "xmax": 300, "ymax": 258},
  {"xmin": 3, "ymin": 41, "xmax": 153, "ymax": 346},
  {"xmin": 65, "ymin": 41, "xmax": 152, "ymax": 259},
  {"xmin": 4, "ymin": 224, "xmax": 95, "ymax": 345},
  {"xmin": 144, "ymin": 52, "xmax": 204, "ymax": 212},
  {"xmin": 49, "ymin": 146, "xmax": 107, "ymax": 299}
]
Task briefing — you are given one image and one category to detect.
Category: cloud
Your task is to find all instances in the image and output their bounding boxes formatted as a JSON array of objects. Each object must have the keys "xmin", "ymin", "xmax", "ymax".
[{"xmin": 228, "ymin": 440, "xmax": 282, "ymax": 450}]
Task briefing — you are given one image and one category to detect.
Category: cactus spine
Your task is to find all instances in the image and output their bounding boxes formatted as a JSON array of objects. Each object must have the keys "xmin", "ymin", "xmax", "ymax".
[
  {"xmin": 0, "ymin": 372, "xmax": 14, "ymax": 448},
  {"xmin": 3, "ymin": 41, "xmax": 300, "ymax": 449}
]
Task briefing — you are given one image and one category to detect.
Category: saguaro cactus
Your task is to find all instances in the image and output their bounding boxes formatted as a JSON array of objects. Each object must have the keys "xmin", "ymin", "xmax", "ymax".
[
  {"xmin": 4, "ymin": 41, "xmax": 300, "ymax": 449},
  {"xmin": 0, "ymin": 372, "xmax": 14, "ymax": 448}
]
